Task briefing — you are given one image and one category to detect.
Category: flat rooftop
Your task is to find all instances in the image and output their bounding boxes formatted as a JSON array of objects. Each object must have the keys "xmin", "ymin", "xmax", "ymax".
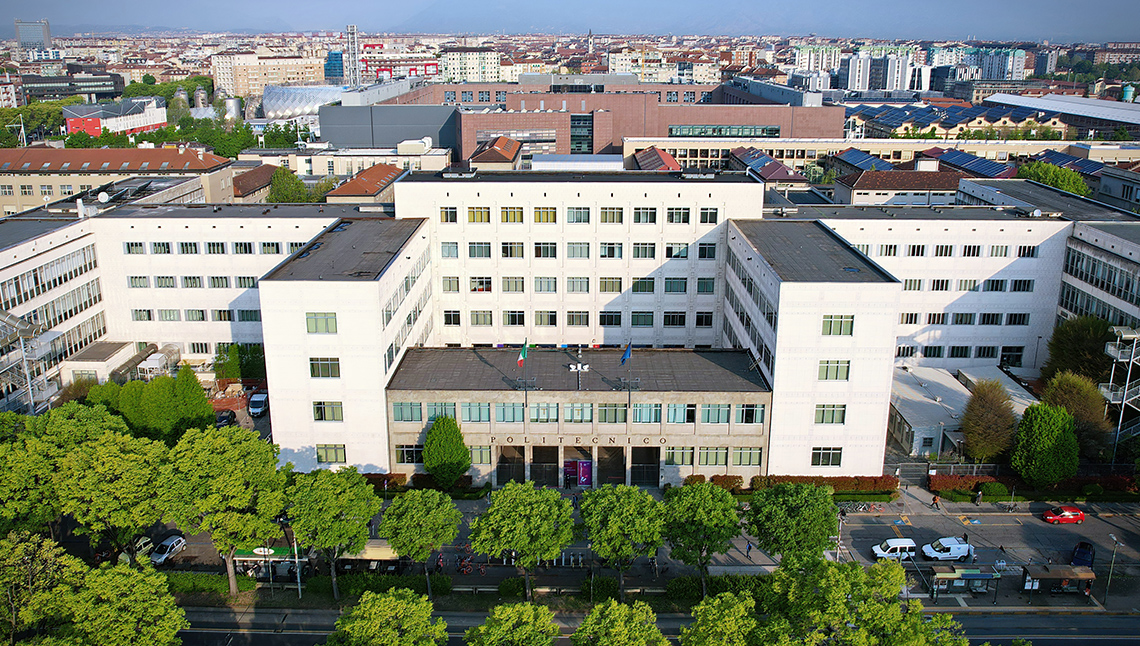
[
  {"xmin": 891, "ymin": 367, "xmax": 972, "ymax": 430},
  {"xmin": 965, "ymin": 179, "xmax": 1138, "ymax": 222},
  {"xmin": 1081, "ymin": 222, "xmax": 1140, "ymax": 247},
  {"xmin": 0, "ymin": 216, "xmax": 83, "ymax": 254},
  {"xmin": 64, "ymin": 341, "xmax": 132, "ymax": 363},
  {"xmin": 731, "ymin": 220, "xmax": 896, "ymax": 283},
  {"xmin": 786, "ymin": 204, "xmax": 1060, "ymax": 221},
  {"xmin": 263, "ymin": 217, "xmax": 425, "ymax": 281},
  {"xmin": 401, "ymin": 170, "xmax": 762, "ymax": 184},
  {"xmin": 387, "ymin": 348, "xmax": 770, "ymax": 392},
  {"xmin": 98, "ymin": 202, "xmax": 362, "ymax": 219}
]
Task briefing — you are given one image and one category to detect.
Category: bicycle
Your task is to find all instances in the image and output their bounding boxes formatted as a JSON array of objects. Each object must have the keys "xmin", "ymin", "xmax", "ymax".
[{"xmin": 1000, "ymin": 502, "xmax": 1020, "ymax": 513}]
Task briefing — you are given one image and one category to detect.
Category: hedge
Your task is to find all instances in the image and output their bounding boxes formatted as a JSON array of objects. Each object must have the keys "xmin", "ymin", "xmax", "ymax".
[
  {"xmin": 581, "ymin": 576, "xmax": 619, "ymax": 601},
  {"xmin": 363, "ymin": 473, "xmax": 407, "ymax": 490},
  {"xmin": 164, "ymin": 571, "xmax": 256, "ymax": 595},
  {"xmin": 683, "ymin": 475, "xmax": 706, "ymax": 485},
  {"xmin": 749, "ymin": 475, "xmax": 899, "ymax": 492},
  {"xmin": 305, "ymin": 573, "xmax": 451, "ymax": 598},
  {"xmin": 666, "ymin": 574, "xmax": 763, "ymax": 600},
  {"xmin": 499, "ymin": 577, "xmax": 525, "ymax": 598},
  {"xmin": 929, "ymin": 474, "xmax": 1137, "ymax": 495},
  {"xmin": 710, "ymin": 475, "xmax": 744, "ymax": 493}
]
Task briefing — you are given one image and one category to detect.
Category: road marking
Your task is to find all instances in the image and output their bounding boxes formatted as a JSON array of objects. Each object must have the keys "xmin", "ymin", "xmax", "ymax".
[{"xmin": 893, "ymin": 525, "xmax": 904, "ymax": 538}]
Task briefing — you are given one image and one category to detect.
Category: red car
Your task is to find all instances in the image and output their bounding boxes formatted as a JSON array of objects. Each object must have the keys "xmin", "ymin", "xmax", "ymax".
[{"xmin": 1042, "ymin": 506, "xmax": 1085, "ymax": 525}]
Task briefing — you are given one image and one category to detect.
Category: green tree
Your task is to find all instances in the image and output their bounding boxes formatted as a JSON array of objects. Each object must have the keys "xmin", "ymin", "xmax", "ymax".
[
  {"xmin": 470, "ymin": 481, "xmax": 573, "ymax": 601},
  {"xmin": 162, "ymin": 425, "xmax": 286, "ymax": 596},
  {"xmin": 141, "ymin": 74, "xmax": 157, "ymax": 85},
  {"xmin": 1011, "ymin": 404, "xmax": 1080, "ymax": 490},
  {"xmin": 465, "ymin": 603, "xmax": 559, "ymax": 646},
  {"xmin": 580, "ymin": 484, "xmax": 663, "ymax": 600},
  {"xmin": 376, "ymin": 489, "xmax": 460, "ymax": 600},
  {"xmin": 570, "ymin": 599, "xmax": 668, "ymax": 646},
  {"xmin": 326, "ymin": 589, "xmax": 446, "ymax": 646},
  {"xmin": 115, "ymin": 381, "xmax": 148, "ymax": 431},
  {"xmin": 747, "ymin": 483, "xmax": 836, "ymax": 562},
  {"xmin": 64, "ymin": 131, "xmax": 95, "ymax": 148},
  {"xmin": 1042, "ymin": 316, "xmax": 1114, "ymax": 383},
  {"xmin": 263, "ymin": 122, "xmax": 300, "ymax": 148},
  {"xmin": 267, "ymin": 166, "xmax": 309, "ymax": 203},
  {"xmin": 69, "ymin": 564, "xmax": 187, "ymax": 646},
  {"xmin": 310, "ymin": 175, "xmax": 340, "ymax": 202},
  {"xmin": 0, "ymin": 531, "xmax": 86, "ymax": 646},
  {"xmin": 172, "ymin": 364, "xmax": 214, "ymax": 436},
  {"xmin": 55, "ymin": 431, "xmax": 167, "ymax": 552},
  {"xmin": 754, "ymin": 560, "xmax": 967, "ymax": 646},
  {"xmin": 288, "ymin": 467, "xmax": 382, "ymax": 600},
  {"xmin": 680, "ymin": 592, "xmax": 758, "ymax": 646},
  {"xmin": 1016, "ymin": 161, "xmax": 1091, "ymax": 197},
  {"xmin": 961, "ymin": 379, "xmax": 1019, "ymax": 462},
  {"xmin": 139, "ymin": 375, "xmax": 179, "ymax": 443},
  {"xmin": 663, "ymin": 482, "xmax": 740, "ymax": 597},
  {"xmin": 422, "ymin": 416, "xmax": 470, "ymax": 490},
  {"xmin": 166, "ymin": 96, "xmax": 191, "ymax": 125},
  {"xmin": 1042, "ymin": 371, "xmax": 1112, "ymax": 460}
]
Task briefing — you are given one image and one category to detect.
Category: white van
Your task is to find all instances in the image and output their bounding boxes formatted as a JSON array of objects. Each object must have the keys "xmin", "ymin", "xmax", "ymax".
[{"xmin": 872, "ymin": 538, "xmax": 916, "ymax": 561}]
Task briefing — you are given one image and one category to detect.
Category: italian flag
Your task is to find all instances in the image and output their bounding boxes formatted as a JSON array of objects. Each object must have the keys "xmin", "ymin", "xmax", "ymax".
[{"xmin": 517, "ymin": 340, "xmax": 528, "ymax": 367}]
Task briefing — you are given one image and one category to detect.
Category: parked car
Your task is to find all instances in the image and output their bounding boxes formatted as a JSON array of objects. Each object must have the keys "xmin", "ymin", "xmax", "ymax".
[
  {"xmin": 1042, "ymin": 505, "xmax": 1085, "ymax": 525},
  {"xmin": 150, "ymin": 534, "xmax": 186, "ymax": 565},
  {"xmin": 1071, "ymin": 541, "xmax": 1096, "ymax": 566},
  {"xmin": 921, "ymin": 537, "xmax": 974, "ymax": 561},
  {"xmin": 248, "ymin": 393, "xmax": 269, "ymax": 417},
  {"xmin": 872, "ymin": 538, "xmax": 916, "ymax": 561},
  {"xmin": 215, "ymin": 409, "xmax": 237, "ymax": 428},
  {"xmin": 132, "ymin": 535, "xmax": 155, "ymax": 559}
]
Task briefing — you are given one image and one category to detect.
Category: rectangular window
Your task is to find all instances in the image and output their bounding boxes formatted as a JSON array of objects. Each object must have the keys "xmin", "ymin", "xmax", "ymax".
[
  {"xmin": 821, "ymin": 314, "xmax": 854, "ymax": 335},
  {"xmin": 502, "ymin": 277, "xmax": 524, "ymax": 293},
  {"xmin": 924, "ymin": 346, "xmax": 944, "ymax": 358},
  {"xmin": 664, "ymin": 277, "xmax": 687, "ymax": 293},
  {"xmin": 1006, "ymin": 313, "xmax": 1030, "ymax": 326},
  {"xmin": 152, "ymin": 242, "xmax": 171, "ymax": 254},
  {"xmin": 927, "ymin": 312, "xmax": 947, "ymax": 324},
  {"xmin": 182, "ymin": 276, "xmax": 203, "ymax": 288},
  {"xmin": 952, "ymin": 313, "xmax": 976, "ymax": 325},
  {"xmin": 991, "ymin": 245, "xmax": 1009, "ymax": 257},
  {"xmin": 903, "ymin": 279, "xmax": 923, "ymax": 291},
  {"xmin": 633, "ymin": 207, "xmax": 657, "ymax": 224},
  {"xmin": 696, "ymin": 278, "xmax": 715, "ymax": 294},
  {"xmin": 632, "ymin": 404, "xmax": 661, "ymax": 423},
  {"xmin": 701, "ymin": 404, "xmax": 730, "ymax": 424},
  {"xmin": 469, "ymin": 242, "xmax": 491, "ymax": 258},
  {"xmin": 470, "ymin": 311, "xmax": 492, "ymax": 326},
  {"xmin": 566, "ymin": 207, "xmax": 590, "ymax": 223},
  {"xmin": 313, "ymin": 401, "xmax": 343, "ymax": 421},
  {"xmin": 632, "ymin": 243, "xmax": 656, "ymax": 259},
  {"xmin": 1018, "ymin": 245, "xmax": 1038, "ymax": 258},
  {"xmin": 153, "ymin": 276, "xmax": 175, "ymax": 288},
  {"xmin": 665, "ymin": 243, "xmax": 688, "ymax": 259},
  {"xmin": 316, "ymin": 445, "xmax": 347, "ymax": 464},
  {"xmin": 631, "ymin": 312, "xmax": 654, "ymax": 327},
  {"xmin": 897, "ymin": 345, "xmax": 917, "ymax": 358},
  {"xmin": 261, "ymin": 242, "xmax": 281, "ymax": 254},
  {"xmin": 310, "ymin": 357, "xmax": 341, "ymax": 378},
  {"xmin": 697, "ymin": 243, "xmax": 716, "ymax": 259},
  {"xmin": 0, "ymin": 185, "xmax": 11, "ymax": 196},
  {"xmin": 599, "ymin": 277, "xmax": 622, "ymax": 293},
  {"xmin": 158, "ymin": 309, "xmax": 180, "ymax": 321},
  {"xmin": 534, "ymin": 243, "xmax": 557, "ymax": 258},
  {"xmin": 733, "ymin": 447, "xmax": 763, "ymax": 466},
  {"xmin": 667, "ymin": 207, "xmax": 690, "ymax": 224},
  {"xmin": 567, "ymin": 242, "xmax": 590, "ymax": 258},
  {"xmin": 443, "ymin": 276, "xmax": 460, "ymax": 292},
  {"xmin": 59, "ymin": 185, "xmax": 73, "ymax": 196},
  {"xmin": 468, "ymin": 206, "xmax": 490, "ymax": 223},
  {"xmin": 212, "ymin": 310, "xmax": 234, "ymax": 322},
  {"xmin": 930, "ymin": 279, "xmax": 950, "ymax": 291},
  {"xmin": 632, "ymin": 278, "xmax": 654, "ymax": 293},
  {"xmin": 393, "ymin": 402, "xmax": 423, "ymax": 422},
  {"xmin": 975, "ymin": 346, "xmax": 998, "ymax": 359},
  {"xmin": 980, "ymin": 313, "xmax": 1003, "ymax": 325},
  {"xmin": 238, "ymin": 310, "xmax": 260, "ymax": 322},
  {"xmin": 186, "ymin": 309, "xmax": 206, "ymax": 322},
  {"xmin": 128, "ymin": 276, "xmax": 149, "ymax": 288},
  {"xmin": 396, "ymin": 445, "xmax": 423, "ymax": 464},
  {"xmin": 736, "ymin": 404, "xmax": 765, "ymax": 424},
  {"xmin": 440, "ymin": 206, "xmax": 458, "ymax": 223},
  {"xmin": 441, "ymin": 242, "xmax": 459, "ymax": 258},
  {"xmin": 306, "ymin": 312, "xmax": 337, "ymax": 334},
  {"xmin": 935, "ymin": 245, "xmax": 953, "ymax": 257},
  {"xmin": 600, "ymin": 312, "xmax": 622, "ymax": 327},
  {"xmin": 19, "ymin": 185, "xmax": 32, "ymax": 196},
  {"xmin": 567, "ymin": 311, "xmax": 589, "ymax": 326},
  {"xmin": 665, "ymin": 447, "xmax": 694, "ymax": 466},
  {"xmin": 667, "ymin": 403, "xmax": 697, "ymax": 424},
  {"xmin": 598, "ymin": 403, "xmax": 627, "ymax": 423},
  {"xmin": 502, "ymin": 242, "xmax": 524, "ymax": 258},
  {"xmin": 496, "ymin": 403, "xmax": 526, "ymax": 423},
  {"xmin": 503, "ymin": 311, "xmax": 525, "ymax": 326},
  {"xmin": 471, "ymin": 277, "xmax": 493, "ymax": 292},
  {"xmin": 950, "ymin": 345, "xmax": 972, "ymax": 358},
  {"xmin": 190, "ymin": 342, "xmax": 210, "ymax": 354},
  {"xmin": 695, "ymin": 312, "xmax": 713, "ymax": 327},
  {"xmin": 600, "ymin": 243, "xmax": 623, "ymax": 259},
  {"xmin": 663, "ymin": 312, "xmax": 686, "ymax": 327},
  {"xmin": 179, "ymin": 242, "xmax": 199, "ymax": 254},
  {"xmin": 855, "ymin": 244, "xmax": 871, "ymax": 255},
  {"xmin": 811, "ymin": 447, "xmax": 842, "ymax": 467},
  {"xmin": 534, "ymin": 207, "xmax": 557, "ymax": 223},
  {"xmin": 600, "ymin": 207, "xmax": 623, "ymax": 223},
  {"xmin": 501, "ymin": 206, "xmax": 523, "ymax": 223},
  {"xmin": 958, "ymin": 279, "xmax": 978, "ymax": 291},
  {"xmin": 567, "ymin": 277, "xmax": 589, "ymax": 293},
  {"xmin": 818, "ymin": 360, "xmax": 851, "ymax": 381},
  {"xmin": 535, "ymin": 311, "xmax": 557, "ymax": 326},
  {"xmin": 233, "ymin": 242, "xmax": 253, "ymax": 255},
  {"xmin": 1000, "ymin": 346, "xmax": 1024, "ymax": 367},
  {"xmin": 907, "ymin": 244, "xmax": 926, "ymax": 257},
  {"xmin": 444, "ymin": 310, "xmax": 460, "ymax": 326},
  {"xmin": 564, "ymin": 403, "xmax": 593, "ymax": 423},
  {"xmin": 461, "ymin": 403, "xmax": 491, "ymax": 423},
  {"xmin": 209, "ymin": 276, "xmax": 230, "ymax": 288},
  {"xmin": 39, "ymin": 185, "xmax": 52, "ymax": 196},
  {"xmin": 530, "ymin": 403, "xmax": 559, "ymax": 423},
  {"xmin": 700, "ymin": 207, "xmax": 718, "ymax": 224},
  {"xmin": 469, "ymin": 446, "xmax": 491, "ymax": 464},
  {"xmin": 879, "ymin": 244, "xmax": 898, "ymax": 257},
  {"xmin": 699, "ymin": 447, "xmax": 728, "ymax": 466},
  {"xmin": 1011, "ymin": 279, "xmax": 1034, "ymax": 292},
  {"xmin": 962, "ymin": 245, "xmax": 981, "ymax": 257},
  {"xmin": 814, "ymin": 404, "xmax": 846, "ymax": 424},
  {"xmin": 984, "ymin": 279, "xmax": 1007, "ymax": 292},
  {"xmin": 207, "ymin": 242, "xmax": 226, "ymax": 254},
  {"xmin": 236, "ymin": 276, "xmax": 257, "ymax": 288},
  {"xmin": 900, "ymin": 312, "xmax": 920, "ymax": 325}
]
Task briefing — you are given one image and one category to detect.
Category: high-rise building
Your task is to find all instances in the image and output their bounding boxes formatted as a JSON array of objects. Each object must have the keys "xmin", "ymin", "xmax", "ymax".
[
  {"xmin": 325, "ymin": 51, "xmax": 344, "ymax": 83},
  {"xmin": 14, "ymin": 19, "xmax": 51, "ymax": 58}
]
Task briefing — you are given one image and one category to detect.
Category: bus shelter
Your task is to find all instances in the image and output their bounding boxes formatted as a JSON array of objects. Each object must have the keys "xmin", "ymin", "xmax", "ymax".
[
  {"xmin": 1021, "ymin": 564, "xmax": 1095, "ymax": 603},
  {"xmin": 930, "ymin": 564, "xmax": 1002, "ymax": 604}
]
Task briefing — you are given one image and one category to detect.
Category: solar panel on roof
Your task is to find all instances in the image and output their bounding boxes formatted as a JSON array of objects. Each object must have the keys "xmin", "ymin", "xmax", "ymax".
[{"xmin": 938, "ymin": 149, "xmax": 1012, "ymax": 177}]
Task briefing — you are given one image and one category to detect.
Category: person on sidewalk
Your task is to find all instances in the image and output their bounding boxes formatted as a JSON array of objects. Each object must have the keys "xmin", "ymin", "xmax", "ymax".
[
  {"xmin": 975, "ymin": 491, "xmax": 983, "ymax": 506},
  {"xmin": 746, "ymin": 541, "xmax": 753, "ymax": 560},
  {"xmin": 931, "ymin": 495, "xmax": 941, "ymax": 511}
]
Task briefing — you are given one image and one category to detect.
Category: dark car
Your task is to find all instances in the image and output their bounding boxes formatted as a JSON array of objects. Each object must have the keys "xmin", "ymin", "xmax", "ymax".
[
  {"xmin": 215, "ymin": 409, "xmax": 237, "ymax": 428},
  {"xmin": 1071, "ymin": 541, "xmax": 1096, "ymax": 567}
]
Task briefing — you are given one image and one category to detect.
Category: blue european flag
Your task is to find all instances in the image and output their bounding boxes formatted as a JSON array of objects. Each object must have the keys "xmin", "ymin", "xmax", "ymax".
[{"xmin": 620, "ymin": 343, "xmax": 632, "ymax": 366}]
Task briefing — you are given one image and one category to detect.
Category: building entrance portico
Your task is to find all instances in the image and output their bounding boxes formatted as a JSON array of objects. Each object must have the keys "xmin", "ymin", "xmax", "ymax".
[{"xmin": 563, "ymin": 446, "xmax": 593, "ymax": 488}]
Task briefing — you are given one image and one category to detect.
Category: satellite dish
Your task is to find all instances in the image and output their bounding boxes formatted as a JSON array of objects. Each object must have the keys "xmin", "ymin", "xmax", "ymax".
[{"xmin": 97, "ymin": 192, "xmax": 110, "ymax": 203}]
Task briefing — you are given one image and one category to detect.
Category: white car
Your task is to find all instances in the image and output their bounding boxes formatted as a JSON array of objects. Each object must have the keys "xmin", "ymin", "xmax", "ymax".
[
  {"xmin": 921, "ymin": 537, "xmax": 974, "ymax": 561},
  {"xmin": 248, "ymin": 393, "xmax": 269, "ymax": 417},
  {"xmin": 150, "ymin": 535, "xmax": 186, "ymax": 565},
  {"xmin": 872, "ymin": 538, "xmax": 916, "ymax": 561}
]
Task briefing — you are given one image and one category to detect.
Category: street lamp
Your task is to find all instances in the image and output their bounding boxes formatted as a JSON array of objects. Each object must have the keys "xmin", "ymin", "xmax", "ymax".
[{"xmin": 1105, "ymin": 533, "xmax": 1122, "ymax": 608}]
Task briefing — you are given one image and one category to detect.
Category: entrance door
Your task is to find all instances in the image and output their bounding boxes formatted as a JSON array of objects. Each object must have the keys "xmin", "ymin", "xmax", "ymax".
[
  {"xmin": 597, "ymin": 447, "xmax": 625, "ymax": 485},
  {"xmin": 531, "ymin": 446, "xmax": 559, "ymax": 488},
  {"xmin": 563, "ymin": 447, "xmax": 592, "ymax": 488},
  {"xmin": 630, "ymin": 447, "xmax": 660, "ymax": 486},
  {"xmin": 497, "ymin": 446, "xmax": 525, "ymax": 484}
]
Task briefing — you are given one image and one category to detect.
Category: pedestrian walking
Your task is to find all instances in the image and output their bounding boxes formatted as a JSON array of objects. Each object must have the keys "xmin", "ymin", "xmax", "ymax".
[
  {"xmin": 961, "ymin": 533, "xmax": 968, "ymax": 544},
  {"xmin": 746, "ymin": 541, "xmax": 753, "ymax": 560},
  {"xmin": 931, "ymin": 495, "xmax": 941, "ymax": 511},
  {"xmin": 975, "ymin": 490, "xmax": 983, "ymax": 506}
]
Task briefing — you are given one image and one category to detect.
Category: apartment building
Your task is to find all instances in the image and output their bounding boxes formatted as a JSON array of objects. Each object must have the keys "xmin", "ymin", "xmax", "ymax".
[
  {"xmin": 63, "ymin": 96, "xmax": 168, "ymax": 136},
  {"xmin": 438, "ymin": 47, "xmax": 503, "ymax": 83},
  {"xmin": 210, "ymin": 51, "xmax": 324, "ymax": 97}
]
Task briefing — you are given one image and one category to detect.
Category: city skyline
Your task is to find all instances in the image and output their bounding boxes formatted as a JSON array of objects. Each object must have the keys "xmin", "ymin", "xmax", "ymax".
[{"xmin": 2, "ymin": 0, "xmax": 1137, "ymax": 42}]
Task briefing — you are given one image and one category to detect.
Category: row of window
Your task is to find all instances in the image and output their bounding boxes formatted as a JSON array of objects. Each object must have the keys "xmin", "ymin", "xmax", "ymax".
[
  {"xmin": 391, "ymin": 402, "xmax": 767, "ymax": 425},
  {"xmin": 131, "ymin": 308, "xmax": 261, "ymax": 322},
  {"xmin": 441, "ymin": 241, "xmax": 716, "ymax": 261},
  {"xmin": 124, "ymin": 241, "xmax": 306, "ymax": 255},
  {"xmin": 901, "ymin": 278, "xmax": 1035, "ymax": 292},
  {"xmin": 1064, "ymin": 246, "xmax": 1140, "ymax": 308},
  {"xmin": 895, "ymin": 344, "xmax": 1025, "ymax": 366},
  {"xmin": 393, "ymin": 444, "xmax": 762, "ymax": 466},
  {"xmin": 898, "ymin": 312, "xmax": 1030, "ymax": 326},
  {"xmin": 443, "ymin": 310, "xmax": 714, "ymax": 328},
  {"xmin": 442, "ymin": 90, "xmax": 508, "ymax": 103},
  {"xmin": 441, "ymin": 206, "xmax": 719, "ymax": 225},
  {"xmin": 0, "ymin": 245, "xmax": 97, "ymax": 312},
  {"xmin": 128, "ymin": 275, "xmax": 258, "ymax": 289},
  {"xmin": 859, "ymin": 243, "xmax": 1039, "ymax": 259},
  {"xmin": 1, "ymin": 184, "xmax": 91, "ymax": 197},
  {"xmin": 449, "ymin": 276, "xmax": 717, "ymax": 295}
]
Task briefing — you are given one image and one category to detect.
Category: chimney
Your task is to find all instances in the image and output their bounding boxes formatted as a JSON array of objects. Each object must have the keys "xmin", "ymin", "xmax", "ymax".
[{"xmin": 196, "ymin": 148, "xmax": 203, "ymax": 160}]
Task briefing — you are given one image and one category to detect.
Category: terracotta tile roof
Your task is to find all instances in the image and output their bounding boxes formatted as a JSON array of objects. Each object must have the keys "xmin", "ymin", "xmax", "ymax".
[
  {"xmin": 326, "ymin": 163, "xmax": 404, "ymax": 197},
  {"xmin": 0, "ymin": 147, "xmax": 231, "ymax": 173},
  {"xmin": 836, "ymin": 170, "xmax": 970, "ymax": 191},
  {"xmin": 634, "ymin": 146, "xmax": 681, "ymax": 171},
  {"xmin": 232, "ymin": 164, "xmax": 277, "ymax": 197},
  {"xmin": 470, "ymin": 136, "xmax": 522, "ymax": 164}
]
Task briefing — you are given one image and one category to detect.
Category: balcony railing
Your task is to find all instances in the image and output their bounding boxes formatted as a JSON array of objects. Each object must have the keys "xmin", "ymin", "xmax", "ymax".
[
  {"xmin": 1100, "ymin": 379, "xmax": 1140, "ymax": 405},
  {"xmin": 1106, "ymin": 341, "xmax": 1139, "ymax": 362}
]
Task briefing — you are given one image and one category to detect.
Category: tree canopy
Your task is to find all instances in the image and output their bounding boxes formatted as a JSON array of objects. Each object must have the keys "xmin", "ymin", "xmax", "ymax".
[
  {"xmin": 121, "ymin": 75, "xmax": 214, "ymax": 103},
  {"xmin": 580, "ymin": 485, "xmax": 663, "ymax": 600},
  {"xmin": 663, "ymin": 482, "xmax": 740, "ymax": 597},
  {"xmin": 1042, "ymin": 371, "xmax": 1112, "ymax": 460},
  {"xmin": 465, "ymin": 603, "xmax": 560, "ymax": 646},
  {"xmin": 570, "ymin": 599, "xmax": 669, "ymax": 646},
  {"xmin": 961, "ymin": 379, "xmax": 1019, "ymax": 462},
  {"xmin": 747, "ymin": 483, "xmax": 837, "ymax": 561},
  {"xmin": 422, "ymin": 416, "xmax": 470, "ymax": 490},
  {"xmin": 680, "ymin": 592, "xmax": 758, "ymax": 646},
  {"xmin": 1011, "ymin": 403, "xmax": 1080, "ymax": 489},
  {"xmin": 1016, "ymin": 161, "xmax": 1091, "ymax": 196},
  {"xmin": 326, "ymin": 589, "xmax": 447, "ymax": 646},
  {"xmin": 86, "ymin": 365, "xmax": 213, "ymax": 445},
  {"xmin": 0, "ymin": 531, "xmax": 86, "ymax": 645},
  {"xmin": 1042, "ymin": 316, "xmax": 1114, "ymax": 383},
  {"xmin": 69, "ymin": 564, "xmax": 187, "ymax": 646},
  {"xmin": 377, "ymin": 488, "xmax": 460, "ymax": 599}
]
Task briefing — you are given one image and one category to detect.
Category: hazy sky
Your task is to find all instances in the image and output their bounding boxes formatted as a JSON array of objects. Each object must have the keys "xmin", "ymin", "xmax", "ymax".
[{"xmin": 4, "ymin": 0, "xmax": 1136, "ymax": 42}]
